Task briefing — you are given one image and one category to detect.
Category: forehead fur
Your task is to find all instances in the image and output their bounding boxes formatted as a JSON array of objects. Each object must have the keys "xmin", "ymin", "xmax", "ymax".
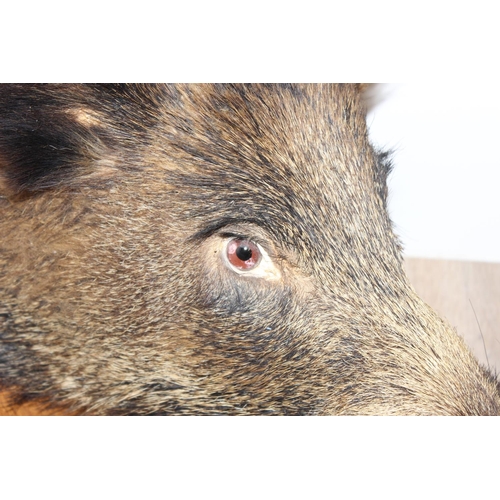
[
  {"xmin": 0, "ymin": 83, "xmax": 395, "ymax": 272},
  {"xmin": 0, "ymin": 84, "xmax": 377, "ymax": 191},
  {"xmin": 144, "ymin": 85, "xmax": 394, "ymax": 269}
]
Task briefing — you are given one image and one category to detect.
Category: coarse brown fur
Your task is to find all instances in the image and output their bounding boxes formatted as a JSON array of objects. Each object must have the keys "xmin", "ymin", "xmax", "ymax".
[{"xmin": 0, "ymin": 84, "xmax": 498, "ymax": 415}]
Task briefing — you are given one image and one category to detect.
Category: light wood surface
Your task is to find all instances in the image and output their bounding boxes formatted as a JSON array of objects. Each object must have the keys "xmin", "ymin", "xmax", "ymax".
[{"xmin": 404, "ymin": 257, "xmax": 500, "ymax": 374}]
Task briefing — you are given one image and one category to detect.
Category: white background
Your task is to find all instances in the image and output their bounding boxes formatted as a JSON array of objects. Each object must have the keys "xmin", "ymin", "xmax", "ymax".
[{"xmin": 367, "ymin": 83, "xmax": 500, "ymax": 263}]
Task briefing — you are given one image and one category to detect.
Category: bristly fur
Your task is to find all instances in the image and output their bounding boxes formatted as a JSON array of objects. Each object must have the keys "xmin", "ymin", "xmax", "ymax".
[{"xmin": 0, "ymin": 84, "xmax": 499, "ymax": 415}]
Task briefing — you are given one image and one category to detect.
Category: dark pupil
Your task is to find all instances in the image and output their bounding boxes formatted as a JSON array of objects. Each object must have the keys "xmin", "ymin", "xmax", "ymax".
[{"xmin": 236, "ymin": 245, "xmax": 252, "ymax": 261}]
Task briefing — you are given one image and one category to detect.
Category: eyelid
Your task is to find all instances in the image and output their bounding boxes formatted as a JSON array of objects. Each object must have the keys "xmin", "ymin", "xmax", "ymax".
[{"xmin": 189, "ymin": 217, "xmax": 267, "ymax": 242}]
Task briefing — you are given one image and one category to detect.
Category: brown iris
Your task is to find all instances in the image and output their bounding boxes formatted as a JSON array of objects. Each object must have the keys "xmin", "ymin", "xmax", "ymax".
[{"xmin": 226, "ymin": 238, "xmax": 261, "ymax": 271}]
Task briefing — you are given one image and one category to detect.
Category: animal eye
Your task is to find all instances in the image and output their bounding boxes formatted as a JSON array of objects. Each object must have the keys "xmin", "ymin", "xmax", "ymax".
[
  {"xmin": 221, "ymin": 236, "xmax": 281, "ymax": 280},
  {"xmin": 226, "ymin": 238, "xmax": 261, "ymax": 271}
]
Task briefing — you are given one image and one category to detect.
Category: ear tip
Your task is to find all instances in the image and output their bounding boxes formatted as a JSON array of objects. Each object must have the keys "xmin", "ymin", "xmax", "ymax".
[
  {"xmin": 0, "ymin": 86, "xmax": 104, "ymax": 196},
  {"xmin": 0, "ymin": 125, "xmax": 79, "ymax": 195}
]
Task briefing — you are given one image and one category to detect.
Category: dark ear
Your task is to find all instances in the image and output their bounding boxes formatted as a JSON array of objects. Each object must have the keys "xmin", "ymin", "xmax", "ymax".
[
  {"xmin": 0, "ymin": 84, "xmax": 119, "ymax": 197},
  {"xmin": 359, "ymin": 83, "xmax": 393, "ymax": 113}
]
